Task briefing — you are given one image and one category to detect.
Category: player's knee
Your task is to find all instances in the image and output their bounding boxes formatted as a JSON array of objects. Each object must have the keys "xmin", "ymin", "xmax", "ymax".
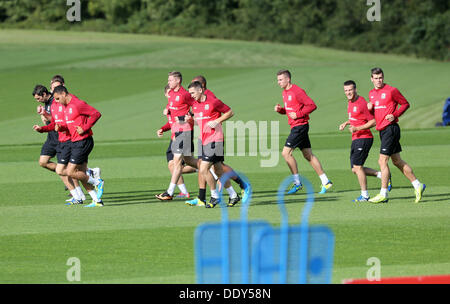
[
  {"xmin": 66, "ymin": 167, "xmax": 76, "ymax": 178},
  {"xmin": 199, "ymin": 166, "xmax": 209, "ymax": 177},
  {"xmin": 281, "ymin": 149, "xmax": 291, "ymax": 159},
  {"xmin": 39, "ymin": 160, "xmax": 48, "ymax": 168},
  {"xmin": 55, "ymin": 166, "xmax": 65, "ymax": 176},
  {"xmin": 378, "ymin": 157, "xmax": 388, "ymax": 167}
]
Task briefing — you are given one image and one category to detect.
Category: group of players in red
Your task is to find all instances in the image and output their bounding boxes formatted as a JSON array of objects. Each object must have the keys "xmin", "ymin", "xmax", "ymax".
[
  {"xmin": 156, "ymin": 68, "xmax": 425, "ymax": 208},
  {"xmin": 275, "ymin": 67, "xmax": 425, "ymax": 203},
  {"xmin": 33, "ymin": 67, "xmax": 426, "ymax": 209},
  {"xmin": 32, "ymin": 75, "xmax": 105, "ymax": 207},
  {"xmin": 155, "ymin": 73, "xmax": 250, "ymax": 208}
]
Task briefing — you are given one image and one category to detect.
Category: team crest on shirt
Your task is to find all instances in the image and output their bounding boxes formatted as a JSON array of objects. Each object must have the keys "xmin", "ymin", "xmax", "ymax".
[
  {"xmin": 288, "ymin": 95, "xmax": 292, "ymax": 101},
  {"xmin": 381, "ymin": 93, "xmax": 386, "ymax": 99},
  {"xmin": 176, "ymin": 96, "xmax": 180, "ymax": 102}
]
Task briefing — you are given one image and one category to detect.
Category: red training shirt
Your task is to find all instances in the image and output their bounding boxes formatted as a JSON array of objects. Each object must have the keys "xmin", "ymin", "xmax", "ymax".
[
  {"xmin": 368, "ymin": 84, "xmax": 410, "ymax": 131},
  {"xmin": 39, "ymin": 102, "xmax": 71, "ymax": 142},
  {"xmin": 347, "ymin": 96, "xmax": 374, "ymax": 140},
  {"xmin": 64, "ymin": 94, "xmax": 101, "ymax": 142},
  {"xmin": 166, "ymin": 86, "xmax": 194, "ymax": 133},
  {"xmin": 192, "ymin": 95, "xmax": 231, "ymax": 145},
  {"xmin": 277, "ymin": 84, "xmax": 317, "ymax": 128}
]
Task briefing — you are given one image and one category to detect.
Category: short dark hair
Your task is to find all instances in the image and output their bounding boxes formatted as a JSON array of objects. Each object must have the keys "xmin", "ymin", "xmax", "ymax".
[
  {"xmin": 53, "ymin": 85, "xmax": 69, "ymax": 94},
  {"xmin": 32, "ymin": 85, "xmax": 49, "ymax": 97},
  {"xmin": 168, "ymin": 71, "xmax": 182, "ymax": 83},
  {"xmin": 192, "ymin": 75, "xmax": 207, "ymax": 89},
  {"xmin": 51, "ymin": 75, "xmax": 65, "ymax": 84},
  {"xmin": 277, "ymin": 69, "xmax": 291, "ymax": 79},
  {"xmin": 371, "ymin": 67, "xmax": 384, "ymax": 76},
  {"xmin": 343, "ymin": 80, "xmax": 357, "ymax": 88},
  {"xmin": 188, "ymin": 81, "xmax": 203, "ymax": 90}
]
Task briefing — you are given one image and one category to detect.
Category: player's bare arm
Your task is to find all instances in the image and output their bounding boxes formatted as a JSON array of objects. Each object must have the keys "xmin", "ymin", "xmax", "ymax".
[
  {"xmin": 349, "ymin": 119, "xmax": 376, "ymax": 133},
  {"xmin": 339, "ymin": 120, "xmax": 350, "ymax": 131},
  {"xmin": 207, "ymin": 110, "xmax": 234, "ymax": 128}
]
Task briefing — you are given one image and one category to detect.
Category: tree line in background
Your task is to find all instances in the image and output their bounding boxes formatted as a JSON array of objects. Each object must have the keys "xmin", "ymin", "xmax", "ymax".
[{"xmin": 0, "ymin": 0, "xmax": 448, "ymax": 61}]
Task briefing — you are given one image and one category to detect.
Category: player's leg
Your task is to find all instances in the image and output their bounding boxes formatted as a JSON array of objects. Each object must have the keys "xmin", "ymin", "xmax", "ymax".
[
  {"xmin": 39, "ymin": 155, "xmax": 57, "ymax": 171},
  {"xmin": 72, "ymin": 162, "xmax": 103, "ymax": 206},
  {"xmin": 369, "ymin": 153, "xmax": 390, "ymax": 203},
  {"xmin": 391, "ymin": 153, "xmax": 425, "ymax": 203},
  {"xmin": 282, "ymin": 146, "xmax": 303, "ymax": 194},
  {"xmin": 39, "ymin": 138, "xmax": 58, "ymax": 172},
  {"xmin": 351, "ymin": 138, "xmax": 374, "ymax": 201},
  {"xmin": 200, "ymin": 159, "xmax": 219, "ymax": 208},
  {"xmin": 282, "ymin": 146, "xmax": 298, "ymax": 175},
  {"xmin": 156, "ymin": 153, "xmax": 183, "ymax": 201},
  {"xmin": 301, "ymin": 148, "xmax": 332, "ymax": 194},
  {"xmin": 352, "ymin": 165, "xmax": 369, "ymax": 201},
  {"xmin": 168, "ymin": 160, "xmax": 190, "ymax": 198},
  {"xmin": 185, "ymin": 158, "xmax": 207, "ymax": 206},
  {"xmin": 370, "ymin": 126, "xmax": 396, "ymax": 204},
  {"xmin": 67, "ymin": 137, "xmax": 103, "ymax": 207}
]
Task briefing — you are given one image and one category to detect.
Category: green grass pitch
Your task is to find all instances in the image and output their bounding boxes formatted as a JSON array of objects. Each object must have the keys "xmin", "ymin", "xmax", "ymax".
[{"xmin": 0, "ymin": 29, "xmax": 449, "ymax": 284}]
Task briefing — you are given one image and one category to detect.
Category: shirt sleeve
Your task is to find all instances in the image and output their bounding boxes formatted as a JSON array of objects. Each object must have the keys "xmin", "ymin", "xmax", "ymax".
[
  {"xmin": 160, "ymin": 120, "xmax": 171, "ymax": 132},
  {"xmin": 39, "ymin": 121, "xmax": 55, "ymax": 133},
  {"xmin": 77, "ymin": 100, "xmax": 102, "ymax": 131},
  {"xmin": 277, "ymin": 107, "xmax": 287, "ymax": 115},
  {"xmin": 392, "ymin": 88, "xmax": 410, "ymax": 118},
  {"xmin": 295, "ymin": 88, "xmax": 317, "ymax": 118},
  {"xmin": 214, "ymin": 99, "xmax": 231, "ymax": 113}
]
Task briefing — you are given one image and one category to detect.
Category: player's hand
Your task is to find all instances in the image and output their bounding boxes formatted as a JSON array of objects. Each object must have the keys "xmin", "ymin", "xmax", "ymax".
[
  {"xmin": 76, "ymin": 126, "xmax": 84, "ymax": 135},
  {"xmin": 157, "ymin": 129, "xmax": 164, "ymax": 138},
  {"xmin": 185, "ymin": 113, "xmax": 193, "ymax": 124},
  {"xmin": 288, "ymin": 112, "xmax": 297, "ymax": 120},
  {"xmin": 274, "ymin": 104, "xmax": 282, "ymax": 112},
  {"xmin": 163, "ymin": 108, "xmax": 169, "ymax": 116},
  {"xmin": 37, "ymin": 105, "xmax": 45, "ymax": 115},
  {"xmin": 207, "ymin": 120, "xmax": 219, "ymax": 129},
  {"xmin": 339, "ymin": 123, "xmax": 347, "ymax": 131},
  {"xmin": 367, "ymin": 102, "xmax": 374, "ymax": 111},
  {"xmin": 55, "ymin": 124, "xmax": 60, "ymax": 132},
  {"xmin": 349, "ymin": 125, "xmax": 358, "ymax": 133},
  {"xmin": 33, "ymin": 125, "xmax": 42, "ymax": 132},
  {"xmin": 385, "ymin": 114, "xmax": 395, "ymax": 122}
]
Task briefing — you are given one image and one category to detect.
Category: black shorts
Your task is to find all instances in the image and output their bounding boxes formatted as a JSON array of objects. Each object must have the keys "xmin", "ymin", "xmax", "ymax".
[
  {"xmin": 57, "ymin": 140, "xmax": 72, "ymax": 165},
  {"xmin": 171, "ymin": 130, "xmax": 194, "ymax": 156},
  {"xmin": 40, "ymin": 137, "xmax": 58, "ymax": 157},
  {"xmin": 166, "ymin": 140, "xmax": 175, "ymax": 162},
  {"xmin": 379, "ymin": 123, "xmax": 402, "ymax": 156},
  {"xmin": 199, "ymin": 141, "xmax": 224, "ymax": 164},
  {"xmin": 70, "ymin": 136, "xmax": 94, "ymax": 165},
  {"xmin": 284, "ymin": 124, "xmax": 311, "ymax": 150},
  {"xmin": 166, "ymin": 140, "xmax": 186, "ymax": 165},
  {"xmin": 350, "ymin": 138, "xmax": 373, "ymax": 167}
]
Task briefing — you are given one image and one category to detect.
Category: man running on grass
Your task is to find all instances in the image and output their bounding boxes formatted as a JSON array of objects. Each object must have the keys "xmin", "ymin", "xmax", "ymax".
[
  {"xmin": 274, "ymin": 69, "xmax": 332, "ymax": 194},
  {"xmin": 338, "ymin": 80, "xmax": 391, "ymax": 202}
]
